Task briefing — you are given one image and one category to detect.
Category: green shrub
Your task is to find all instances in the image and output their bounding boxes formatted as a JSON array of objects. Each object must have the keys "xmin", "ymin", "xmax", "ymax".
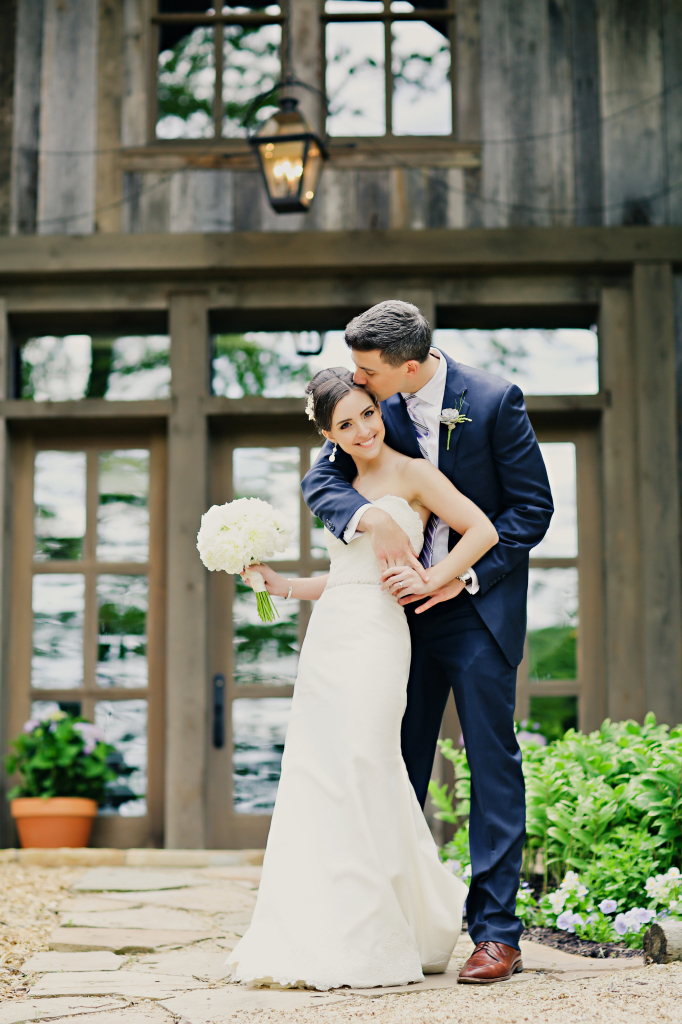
[
  {"xmin": 431, "ymin": 714, "xmax": 682, "ymax": 938},
  {"xmin": 5, "ymin": 711, "xmax": 135, "ymax": 805}
]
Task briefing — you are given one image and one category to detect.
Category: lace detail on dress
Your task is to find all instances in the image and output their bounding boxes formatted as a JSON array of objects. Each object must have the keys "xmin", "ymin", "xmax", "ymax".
[{"xmin": 325, "ymin": 495, "xmax": 424, "ymax": 590}]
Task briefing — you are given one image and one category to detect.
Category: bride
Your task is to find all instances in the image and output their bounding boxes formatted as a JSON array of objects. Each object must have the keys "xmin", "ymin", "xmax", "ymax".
[{"xmin": 227, "ymin": 367, "xmax": 498, "ymax": 991}]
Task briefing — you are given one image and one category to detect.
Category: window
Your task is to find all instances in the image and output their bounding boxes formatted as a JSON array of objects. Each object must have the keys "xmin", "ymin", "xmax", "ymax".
[
  {"xmin": 153, "ymin": 2, "xmax": 284, "ymax": 140},
  {"xmin": 323, "ymin": 0, "xmax": 455, "ymax": 137},
  {"xmin": 16, "ymin": 334, "xmax": 171, "ymax": 402}
]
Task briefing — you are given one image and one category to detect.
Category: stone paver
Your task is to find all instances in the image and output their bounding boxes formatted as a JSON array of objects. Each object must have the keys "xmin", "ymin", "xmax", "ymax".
[
  {"xmin": 59, "ymin": 906, "xmax": 215, "ymax": 932},
  {"xmin": 29, "ymin": 971, "xmax": 207, "ymax": 1000},
  {"xmin": 98, "ymin": 885, "xmax": 257, "ymax": 915},
  {"xmin": 159, "ymin": 986, "xmax": 347, "ymax": 1021},
  {"xmin": 72, "ymin": 869, "xmax": 210, "ymax": 892},
  {"xmin": 20, "ymin": 952, "xmax": 125, "ymax": 973},
  {"xmin": 0, "ymin": 998, "xmax": 127, "ymax": 1024},
  {"xmin": 131, "ymin": 950, "xmax": 233, "ymax": 981},
  {"xmin": 48, "ymin": 927, "xmax": 214, "ymax": 953},
  {"xmin": 58, "ymin": 897, "xmax": 139, "ymax": 913}
]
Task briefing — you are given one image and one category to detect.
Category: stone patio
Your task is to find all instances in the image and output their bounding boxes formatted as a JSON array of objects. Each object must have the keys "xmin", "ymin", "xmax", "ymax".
[{"xmin": 0, "ymin": 852, "xmax": 680, "ymax": 1023}]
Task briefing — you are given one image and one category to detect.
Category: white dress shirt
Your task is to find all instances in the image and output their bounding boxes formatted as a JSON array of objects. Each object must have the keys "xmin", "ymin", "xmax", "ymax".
[{"xmin": 344, "ymin": 350, "xmax": 480, "ymax": 594}]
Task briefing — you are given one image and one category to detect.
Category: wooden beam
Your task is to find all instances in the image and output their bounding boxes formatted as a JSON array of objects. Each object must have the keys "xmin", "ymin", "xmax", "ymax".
[
  {"xmin": 0, "ymin": 399, "xmax": 172, "ymax": 419},
  {"xmin": 165, "ymin": 292, "xmax": 209, "ymax": 848},
  {"xmin": 0, "ymin": 228, "xmax": 681, "ymax": 280},
  {"xmin": 600, "ymin": 286, "xmax": 644, "ymax": 720},
  {"xmin": 633, "ymin": 264, "xmax": 682, "ymax": 724}
]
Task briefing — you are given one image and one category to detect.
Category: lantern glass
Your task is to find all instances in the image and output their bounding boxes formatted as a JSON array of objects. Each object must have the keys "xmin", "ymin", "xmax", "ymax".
[{"xmin": 252, "ymin": 101, "xmax": 326, "ymax": 213}]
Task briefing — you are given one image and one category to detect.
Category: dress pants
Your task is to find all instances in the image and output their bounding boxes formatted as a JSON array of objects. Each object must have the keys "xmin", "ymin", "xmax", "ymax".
[{"xmin": 402, "ymin": 593, "xmax": 525, "ymax": 949}]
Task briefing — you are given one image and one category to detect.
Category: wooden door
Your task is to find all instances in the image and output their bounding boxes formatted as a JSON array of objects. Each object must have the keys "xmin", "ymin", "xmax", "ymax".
[
  {"xmin": 6, "ymin": 431, "xmax": 167, "ymax": 848},
  {"xmin": 206, "ymin": 420, "xmax": 327, "ymax": 849},
  {"xmin": 515, "ymin": 426, "xmax": 605, "ymax": 736}
]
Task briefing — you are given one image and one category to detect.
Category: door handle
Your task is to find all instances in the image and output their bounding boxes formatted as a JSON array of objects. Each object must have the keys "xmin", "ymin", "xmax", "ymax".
[{"xmin": 212, "ymin": 674, "xmax": 226, "ymax": 748}]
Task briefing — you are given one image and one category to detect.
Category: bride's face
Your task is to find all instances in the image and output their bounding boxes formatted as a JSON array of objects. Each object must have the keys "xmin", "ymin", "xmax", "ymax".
[{"xmin": 324, "ymin": 389, "xmax": 385, "ymax": 461}]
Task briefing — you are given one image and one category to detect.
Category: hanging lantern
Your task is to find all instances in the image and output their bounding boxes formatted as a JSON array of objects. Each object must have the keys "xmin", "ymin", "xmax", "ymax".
[{"xmin": 250, "ymin": 97, "xmax": 328, "ymax": 214}]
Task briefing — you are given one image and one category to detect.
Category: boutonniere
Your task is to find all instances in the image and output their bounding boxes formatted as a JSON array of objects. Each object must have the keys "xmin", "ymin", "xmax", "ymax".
[{"xmin": 440, "ymin": 392, "xmax": 472, "ymax": 450}]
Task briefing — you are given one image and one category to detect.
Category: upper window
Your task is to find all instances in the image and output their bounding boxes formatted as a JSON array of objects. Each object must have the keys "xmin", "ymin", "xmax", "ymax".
[
  {"xmin": 154, "ymin": 2, "xmax": 283, "ymax": 140},
  {"xmin": 323, "ymin": 0, "xmax": 455, "ymax": 137}
]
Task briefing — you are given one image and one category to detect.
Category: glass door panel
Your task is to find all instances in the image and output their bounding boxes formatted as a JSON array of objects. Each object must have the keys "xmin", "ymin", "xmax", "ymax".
[
  {"xmin": 207, "ymin": 425, "xmax": 326, "ymax": 849},
  {"xmin": 10, "ymin": 435, "xmax": 166, "ymax": 848}
]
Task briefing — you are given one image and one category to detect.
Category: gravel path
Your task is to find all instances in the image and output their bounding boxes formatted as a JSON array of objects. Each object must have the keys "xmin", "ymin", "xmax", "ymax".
[
  {"xmin": 0, "ymin": 863, "xmax": 81, "ymax": 1000},
  {"xmin": 0, "ymin": 861, "xmax": 680, "ymax": 1023}
]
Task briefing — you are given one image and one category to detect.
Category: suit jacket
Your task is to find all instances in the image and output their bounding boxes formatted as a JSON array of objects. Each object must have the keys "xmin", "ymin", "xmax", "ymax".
[{"xmin": 301, "ymin": 351, "xmax": 554, "ymax": 667}]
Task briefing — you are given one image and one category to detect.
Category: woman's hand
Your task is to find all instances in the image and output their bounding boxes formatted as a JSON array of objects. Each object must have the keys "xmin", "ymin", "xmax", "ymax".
[
  {"xmin": 242, "ymin": 563, "xmax": 289, "ymax": 598},
  {"xmin": 380, "ymin": 565, "xmax": 429, "ymax": 599}
]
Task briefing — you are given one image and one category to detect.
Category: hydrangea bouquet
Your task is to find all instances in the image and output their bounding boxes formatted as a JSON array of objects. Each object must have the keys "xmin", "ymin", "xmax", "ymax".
[{"xmin": 197, "ymin": 497, "xmax": 293, "ymax": 622}]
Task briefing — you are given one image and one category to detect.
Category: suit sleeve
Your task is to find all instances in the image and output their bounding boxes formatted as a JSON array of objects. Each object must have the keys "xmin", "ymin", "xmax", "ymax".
[
  {"xmin": 473, "ymin": 384, "xmax": 554, "ymax": 597},
  {"xmin": 301, "ymin": 439, "xmax": 369, "ymax": 542}
]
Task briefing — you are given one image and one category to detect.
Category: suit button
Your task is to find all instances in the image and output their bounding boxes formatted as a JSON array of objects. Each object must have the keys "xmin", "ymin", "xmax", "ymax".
[{"xmin": 326, "ymin": 520, "xmax": 334, "ymax": 531}]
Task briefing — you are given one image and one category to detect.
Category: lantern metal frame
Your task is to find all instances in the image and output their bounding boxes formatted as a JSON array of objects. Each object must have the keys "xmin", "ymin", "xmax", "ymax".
[{"xmin": 245, "ymin": 80, "xmax": 330, "ymax": 214}]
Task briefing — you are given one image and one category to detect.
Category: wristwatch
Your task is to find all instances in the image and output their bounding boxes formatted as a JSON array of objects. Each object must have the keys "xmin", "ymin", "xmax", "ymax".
[{"xmin": 457, "ymin": 572, "xmax": 473, "ymax": 587}]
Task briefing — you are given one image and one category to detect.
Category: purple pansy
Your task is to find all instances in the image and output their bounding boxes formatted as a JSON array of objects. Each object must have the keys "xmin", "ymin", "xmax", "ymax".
[{"xmin": 598, "ymin": 899, "xmax": 618, "ymax": 914}]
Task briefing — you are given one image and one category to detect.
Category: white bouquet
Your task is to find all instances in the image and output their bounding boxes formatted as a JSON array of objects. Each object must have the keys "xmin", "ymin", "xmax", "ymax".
[{"xmin": 197, "ymin": 497, "xmax": 293, "ymax": 622}]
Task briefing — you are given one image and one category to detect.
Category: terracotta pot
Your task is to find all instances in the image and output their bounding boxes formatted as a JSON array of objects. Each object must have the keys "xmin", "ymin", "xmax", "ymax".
[{"xmin": 10, "ymin": 797, "xmax": 98, "ymax": 848}]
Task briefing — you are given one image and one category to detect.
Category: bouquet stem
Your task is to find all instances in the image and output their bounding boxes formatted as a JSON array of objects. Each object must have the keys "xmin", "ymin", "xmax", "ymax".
[
  {"xmin": 256, "ymin": 590, "xmax": 278, "ymax": 623},
  {"xmin": 244, "ymin": 569, "xmax": 279, "ymax": 623}
]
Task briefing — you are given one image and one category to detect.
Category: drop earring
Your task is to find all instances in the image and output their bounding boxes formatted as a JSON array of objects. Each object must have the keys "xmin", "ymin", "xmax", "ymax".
[{"xmin": 329, "ymin": 443, "xmax": 338, "ymax": 463}]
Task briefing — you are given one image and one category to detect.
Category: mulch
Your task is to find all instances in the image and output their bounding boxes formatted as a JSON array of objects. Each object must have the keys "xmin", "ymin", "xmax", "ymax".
[{"xmin": 522, "ymin": 925, "xmax": 643, "ymax": 959}]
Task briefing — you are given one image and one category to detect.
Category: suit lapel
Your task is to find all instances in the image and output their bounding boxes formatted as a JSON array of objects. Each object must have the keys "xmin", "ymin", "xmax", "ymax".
[
  {"xmin": 438, "ymin": 353, "xmax": 470, "ymax": 476},
  {"xmin": 381, "ymin": 393, "xmax": 422, "ymax": 460}
]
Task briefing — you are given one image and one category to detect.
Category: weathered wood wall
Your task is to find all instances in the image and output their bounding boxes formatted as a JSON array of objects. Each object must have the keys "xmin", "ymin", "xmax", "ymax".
[{"xmin": 3, "ymin": 0, "xmax": 682, "ymax": 235}]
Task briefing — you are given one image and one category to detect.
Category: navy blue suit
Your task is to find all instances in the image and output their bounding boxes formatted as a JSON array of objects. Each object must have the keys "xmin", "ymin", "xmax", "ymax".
[{"xmin": 301, "ymin": 352, "xmax": 553, "ymax": 948}]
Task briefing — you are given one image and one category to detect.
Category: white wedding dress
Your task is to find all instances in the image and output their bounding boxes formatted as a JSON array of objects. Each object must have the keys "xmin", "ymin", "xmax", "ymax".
[{"xmin": 227, "ymin": 495, "xmax": 467, "ymax": 990}]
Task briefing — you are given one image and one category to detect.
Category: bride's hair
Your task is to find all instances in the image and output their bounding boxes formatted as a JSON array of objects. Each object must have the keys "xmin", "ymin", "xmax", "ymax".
[{"xmin": 305, "ymin": 368, "xmax": 377, "ymax": 433}]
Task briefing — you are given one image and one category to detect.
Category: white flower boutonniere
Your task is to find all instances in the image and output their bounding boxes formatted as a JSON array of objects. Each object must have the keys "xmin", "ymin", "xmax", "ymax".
[{"xmin": 440, "ymin": 392, "xmax": 472, "ymax": 450}]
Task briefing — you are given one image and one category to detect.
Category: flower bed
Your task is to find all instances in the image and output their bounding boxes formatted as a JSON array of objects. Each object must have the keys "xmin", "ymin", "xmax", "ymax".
[{"xmin": 429, "ymin": 714, "xmax": 682, "ymax": 950}]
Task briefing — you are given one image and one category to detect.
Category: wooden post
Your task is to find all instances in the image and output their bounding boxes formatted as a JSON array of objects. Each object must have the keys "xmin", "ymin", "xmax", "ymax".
[
  {"xmin": 165, "ymin": 292, "xmax": 209, "ymax": 848},
  {"xmin": 633, "ymin": 263, "xmax": 682, "ymax": 725},
  {"xmin": 288, "ymin": 0, "xmax": 323, "ymax": 135},
  {"xmin": 0, "ymin": 299, "xmax": 13, "ymax": 844},
  {"xmin": 644, "ymin": 921, "xmax": 682, "ymax": 964},
  {"xmin": 599, "ymin": 287, "xmax": 644, "ymax": 721},
  {"xmin": 95, "ymin": 0, "xmax": 124, "ymax": 233}
]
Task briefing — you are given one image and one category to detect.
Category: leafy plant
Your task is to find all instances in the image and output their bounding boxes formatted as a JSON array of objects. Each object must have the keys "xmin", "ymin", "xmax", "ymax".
[
  {"xmin": 5, "ymin": 711, "xmax": 136, "ymax": 805},
  {"xmin": 431, "ymin": 714, "xmax": 682, "ymax": 928}
]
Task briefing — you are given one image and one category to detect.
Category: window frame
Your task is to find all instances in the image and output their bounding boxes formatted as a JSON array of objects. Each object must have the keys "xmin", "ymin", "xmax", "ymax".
[
  {"xmin": 149, "ymin": 1, "xmax": 287, "ymax": 143},
  {"xmin": 322, "ymin": 0, "xmax": 457, "ymax": 140}
]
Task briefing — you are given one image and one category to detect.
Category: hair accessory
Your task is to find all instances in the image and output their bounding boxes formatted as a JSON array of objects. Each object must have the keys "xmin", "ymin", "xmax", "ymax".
[
  {"xmin": 329, "ymin": 443, "xmax": 338, "ymax": 463},
  {"xmin": 305, "ymin": 393, "xmax": 316, "ymax": 423}
]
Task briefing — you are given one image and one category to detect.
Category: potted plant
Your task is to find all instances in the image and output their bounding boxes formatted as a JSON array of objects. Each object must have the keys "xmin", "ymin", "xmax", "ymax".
[{"xmin": 5, "ymin": 710, "xmax": 136, "ymax": 848}]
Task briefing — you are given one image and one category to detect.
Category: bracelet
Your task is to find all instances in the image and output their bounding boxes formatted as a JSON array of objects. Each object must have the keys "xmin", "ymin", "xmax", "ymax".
[{"xmin": 284, "ymin": 579, "xmax": 293, "ymax": 600}]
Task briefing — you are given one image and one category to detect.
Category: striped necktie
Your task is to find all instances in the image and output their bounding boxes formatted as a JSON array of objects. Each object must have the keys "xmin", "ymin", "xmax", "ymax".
[{"xmin": 404, "ymin": 394, "xmax": 438, "ymax": 569}]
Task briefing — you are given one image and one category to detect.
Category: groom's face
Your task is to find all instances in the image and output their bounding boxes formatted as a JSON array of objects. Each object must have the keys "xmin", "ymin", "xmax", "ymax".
[{"xmin": 351, "ymin": 349, "xmax": 419, "ymax": 402}]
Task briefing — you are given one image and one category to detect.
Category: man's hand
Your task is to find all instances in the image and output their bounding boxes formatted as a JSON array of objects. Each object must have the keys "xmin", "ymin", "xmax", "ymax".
[
  {"xmin": 399, "ymin": 577, "xmax": 466, "ymax": 613},
  {"xmin": 359, "ymin": 507, "xmax": 429, "ymax": 582}
]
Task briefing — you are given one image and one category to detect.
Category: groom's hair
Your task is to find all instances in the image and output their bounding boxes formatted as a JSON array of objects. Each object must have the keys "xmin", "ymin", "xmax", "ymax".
[{"xmin": 345, "ymin": 300, "xmax": 432, "ymax": 366}]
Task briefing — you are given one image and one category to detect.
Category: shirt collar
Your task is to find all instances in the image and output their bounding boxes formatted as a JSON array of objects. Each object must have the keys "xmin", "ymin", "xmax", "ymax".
[{"xmin": 401, "ymin": 349, "xmax": 447, "ymax": 407}]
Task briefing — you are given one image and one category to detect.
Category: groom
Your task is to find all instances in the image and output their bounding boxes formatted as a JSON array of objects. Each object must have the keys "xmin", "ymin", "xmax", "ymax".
[{"xmin": 302, "ymin": 301, "xmax": 553, "ymax": 983}]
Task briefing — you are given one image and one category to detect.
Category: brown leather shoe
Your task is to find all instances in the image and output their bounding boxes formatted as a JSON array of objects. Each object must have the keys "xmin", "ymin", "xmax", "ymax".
[{"xmin": 457, "ymin": 941, "xmax": 523, "ymax": 984}]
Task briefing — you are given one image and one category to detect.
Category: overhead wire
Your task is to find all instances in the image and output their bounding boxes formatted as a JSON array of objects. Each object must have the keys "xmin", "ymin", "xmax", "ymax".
[{"xmin": 14, "ymin": 78, "xmax": 682, "ymax": 157}]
